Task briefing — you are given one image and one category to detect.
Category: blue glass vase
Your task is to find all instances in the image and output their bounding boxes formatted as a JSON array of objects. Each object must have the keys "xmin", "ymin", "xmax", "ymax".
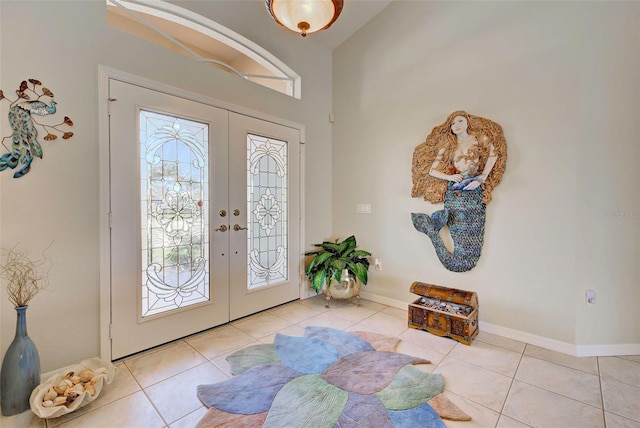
[{"xmin": 1, "ymin": 306, "xmax": 41, "ymax": 416}]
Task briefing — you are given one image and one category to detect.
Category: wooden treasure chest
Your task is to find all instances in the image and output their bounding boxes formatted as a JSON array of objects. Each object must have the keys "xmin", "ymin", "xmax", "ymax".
[{"xmin": 408, "ymin": 282, "xmax": 479, "ymax": 345}]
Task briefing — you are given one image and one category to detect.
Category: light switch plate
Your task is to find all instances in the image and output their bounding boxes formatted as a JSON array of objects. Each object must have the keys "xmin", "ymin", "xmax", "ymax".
[{"xmin": 355, "ymin": 204, "xmax": 371, "ymax": 214}]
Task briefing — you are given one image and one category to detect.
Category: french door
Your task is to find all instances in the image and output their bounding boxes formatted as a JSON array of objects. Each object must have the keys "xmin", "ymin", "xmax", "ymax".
[{"xmin": 108, "ymin": 79, "xmax": 300, "ymax": 359}]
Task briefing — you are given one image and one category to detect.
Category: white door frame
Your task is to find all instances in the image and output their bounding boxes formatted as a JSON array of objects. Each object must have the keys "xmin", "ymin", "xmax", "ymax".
[{"xmin": 97, "ymin": 66, "xmax": 306, "ymax": 361}]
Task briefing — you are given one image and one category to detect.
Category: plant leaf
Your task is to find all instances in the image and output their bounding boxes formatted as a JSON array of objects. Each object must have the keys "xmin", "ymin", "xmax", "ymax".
[
  {"xmin": 340, "ymin": 236, "xmax": 357, "ymax": 254},
  {"xmin": 348, "ymin": 262, "xmax": 369, "ymax": 285},
  {"xmin": 28, "ymin": 79, "xmax": 41, "ymax": 86},
  {"xmin": 332, "ymin": 259, "xmax": 346, "ymax": 271},
  {"xmin": 44, "ymin": 134, "xmax": 57, "ymax": 141},
  {"xmin": 346, "ymin": 235, "xmax": 358, "ymax": 246},
  {"xmin": 63, "ymin": 116, "xmax": 74, "ymax": 126},
  {"xmin": 42, "ymin": 87, "xmax": 54, "ymax": 97},
  {"xmin": 62, "ymin": 132, "xmax": 74, "ymax": 140},
  {"xmin": 337, "ymin": 239, "xmax": 350, "ymax": 255},
  {"xmin": 311, "ymin": 270, "xmax": 326, "ymax": 293},
  {"xmin": 321, "ymin": 242, "xmax": 341, "ymax": 252},
  {"xmin": 352, "ymin": 250, "xmax": 372, "ymax": 258},
  {"xmin": 307, "ymin": 251, "xmax": 333, "ymax": 274}
]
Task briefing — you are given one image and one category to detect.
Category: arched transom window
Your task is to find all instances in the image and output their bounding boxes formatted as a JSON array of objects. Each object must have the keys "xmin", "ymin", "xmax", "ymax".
[{"xmin": 106, "ymin": 0, "xmax": 301, "ymax": 99}]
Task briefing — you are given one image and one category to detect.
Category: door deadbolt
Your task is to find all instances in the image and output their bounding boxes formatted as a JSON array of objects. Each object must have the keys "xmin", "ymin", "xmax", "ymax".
[
  {"xmin": 219, "ymin": 210, "xmax": 227, "ymax": 217},
  {"xmin": 233, "ymin": 209, "xmax": 240, "ymax": 216}
]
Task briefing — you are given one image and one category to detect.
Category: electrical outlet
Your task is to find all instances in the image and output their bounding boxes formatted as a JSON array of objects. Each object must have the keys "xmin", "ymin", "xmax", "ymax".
[
  {"xmin": 374, "ymin": 258, "xmax": 381, "ymax": 271},
  {"xmin": 585, "ymin": 289, "xmax": 596, "ymax": 305}
]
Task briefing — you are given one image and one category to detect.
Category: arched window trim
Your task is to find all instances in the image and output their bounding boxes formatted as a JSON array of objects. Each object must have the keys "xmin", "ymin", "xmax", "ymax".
[{"xmin": 107, "ymin": 0, "xmax": 302, "ymax": 99}]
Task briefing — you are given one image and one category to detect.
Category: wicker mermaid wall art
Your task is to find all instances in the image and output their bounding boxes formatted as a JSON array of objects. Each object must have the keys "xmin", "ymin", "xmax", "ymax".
[{"xmin": 411, "ymin": 111, "xmax": 507, "ymax": 272}]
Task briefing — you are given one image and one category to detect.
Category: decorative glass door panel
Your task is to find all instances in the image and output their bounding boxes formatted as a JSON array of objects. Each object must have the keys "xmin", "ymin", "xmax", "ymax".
[
  {"xmin": 247, "ymin": 134, "xmax": 288, "ymax": 290},
  {"xmin": 140, "ymin": 110, "xmax": 210, "ymax": 318},
  {"xmin": 228, "ymin": 113, "xmax": 300, "ymax": 320}
]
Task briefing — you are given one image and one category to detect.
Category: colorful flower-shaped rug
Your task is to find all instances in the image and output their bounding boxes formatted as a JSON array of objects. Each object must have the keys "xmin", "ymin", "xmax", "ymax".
[{"xmin": 196, "ymin": 326, "xmax": 471, "ymax": 427}]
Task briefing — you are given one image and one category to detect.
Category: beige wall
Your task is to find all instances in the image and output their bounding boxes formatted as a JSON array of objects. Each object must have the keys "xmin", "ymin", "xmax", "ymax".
[
  {"xmin": 1, "ymin": 0, "xmax": 638, "ymax": 375},
  {"xmin": 333, "ymin": 1, "xmax": 640, "ymax": 354},
  {"xmin": 0, "ymin": 0, "xmax": 333, "ymax": 372}
]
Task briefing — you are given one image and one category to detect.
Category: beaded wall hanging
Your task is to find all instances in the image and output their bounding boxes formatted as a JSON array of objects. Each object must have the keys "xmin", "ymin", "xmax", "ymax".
[
  {"xmin": 0, "ymin": 79, "xmax": 74, "ymax": 178},
  {"xmin": 411, "ymin": 111, "xmax": 507, "ymax": 272}
]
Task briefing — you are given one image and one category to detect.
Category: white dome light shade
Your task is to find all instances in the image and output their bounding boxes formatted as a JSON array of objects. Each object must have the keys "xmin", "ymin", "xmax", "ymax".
[{"xmin": 266, "ymin": 0, "xmax": 344, "ymax": 37}]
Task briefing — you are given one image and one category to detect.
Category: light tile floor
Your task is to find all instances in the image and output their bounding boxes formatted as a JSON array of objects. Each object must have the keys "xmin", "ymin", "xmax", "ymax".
[{"xmin": 3, "ymin": 296, "xmax": 640, "ymax": 428}]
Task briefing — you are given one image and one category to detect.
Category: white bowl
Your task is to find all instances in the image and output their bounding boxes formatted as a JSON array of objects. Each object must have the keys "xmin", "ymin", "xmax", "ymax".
[{"xmin": 29, "ymin": 358, "xmax": 115, "ymax": 419}]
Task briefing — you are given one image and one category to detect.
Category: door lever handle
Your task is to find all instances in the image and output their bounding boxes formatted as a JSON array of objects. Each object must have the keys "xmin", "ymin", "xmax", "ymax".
[
  {"xmin": 215, "ymin": 225, "xmax": 228, "ymax": 232},
  {"xmin": 233, "ymin": 224, "xmax": 248, "ymax": 231}
]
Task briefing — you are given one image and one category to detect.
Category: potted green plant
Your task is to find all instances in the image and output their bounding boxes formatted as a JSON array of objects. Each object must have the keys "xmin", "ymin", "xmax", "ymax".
[{"xmin": 305, "ymin": 235, "xmax": 371, "ymax": 307}]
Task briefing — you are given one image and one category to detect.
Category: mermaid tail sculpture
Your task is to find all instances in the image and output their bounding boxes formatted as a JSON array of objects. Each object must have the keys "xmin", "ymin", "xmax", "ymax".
[
  {"xmin": 412, "ymin": 185, "xmax": 485, "ymax": 272},
  {"xmin": 411, "ymin": 111, "xmax": 506, "ymax": 272}
]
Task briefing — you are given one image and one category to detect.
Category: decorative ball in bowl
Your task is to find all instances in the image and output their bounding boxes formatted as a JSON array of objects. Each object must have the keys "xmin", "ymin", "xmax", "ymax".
[{"xmin": 29, "ymin": 358, "xmax": 115, "ymax": 419}]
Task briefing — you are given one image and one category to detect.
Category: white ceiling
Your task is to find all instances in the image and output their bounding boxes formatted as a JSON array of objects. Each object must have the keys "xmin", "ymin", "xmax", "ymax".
[
  {"xmin": 107, "ymin": 0, "xmax": 394, "ymax": 65},
  {"xmin": 307, "ymin": 0, "xmax": 394, "ymax": 50}
]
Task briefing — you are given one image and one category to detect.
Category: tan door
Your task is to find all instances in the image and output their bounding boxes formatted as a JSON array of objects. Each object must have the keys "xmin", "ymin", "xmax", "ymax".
[{"xmin": 108, "ymin": 79, "xmax": 301, "ymax": 359}]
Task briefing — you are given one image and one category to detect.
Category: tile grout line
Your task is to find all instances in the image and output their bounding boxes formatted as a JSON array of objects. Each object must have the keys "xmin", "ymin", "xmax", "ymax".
[
  {"xmin": 495, "ymin": 345, "xmax": 527, "ymax": 427},
  {"xmin": 139, "ymin": 385, "xmax": 169, "ymax": 427},
  {"xmin": 124, "ymin": 340, "xmax": 208, "ymax": 388},
  {"xmin": 596, "ymin": 357, "xmax": 607, "ymax": 428},
  {"xmin": 592, "ymin": 357, "xmax": 640, "ymax": 425},
  {"xmin": 124, "ymin": 358, "xmax": 170, "ymax": 428},
  {"xmin": 514, "ymin": 353, "xmax": 608, "ymax": 412}
]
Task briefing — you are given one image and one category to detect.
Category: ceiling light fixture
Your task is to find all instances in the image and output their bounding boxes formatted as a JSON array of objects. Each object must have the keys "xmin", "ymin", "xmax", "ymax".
[{"xmin": 265, "ymin": 0, "xmax": 344, "ymax": 37}]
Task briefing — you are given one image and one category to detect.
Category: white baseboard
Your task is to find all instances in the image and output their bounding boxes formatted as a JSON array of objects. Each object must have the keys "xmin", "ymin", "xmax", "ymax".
[
  {"xmin": 479, "ymin": 322, "xmax": 640, "ymax": 357},
  {"xmin": 359, "ymin": 290, "xmax": 408, "ymax": 309},
  {"xmin": 358, "ymin": 291, "xmax": 640, "ymax": 357},
  {"xmin": 571, "ymin": 343, "xmax": 640, "ymax": 357}
]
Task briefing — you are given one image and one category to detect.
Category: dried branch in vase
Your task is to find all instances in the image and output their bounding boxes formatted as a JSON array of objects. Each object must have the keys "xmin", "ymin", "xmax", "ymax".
[{"xmin": 0, "ymin": 244, "xmax": 51, "ymax": 307}]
